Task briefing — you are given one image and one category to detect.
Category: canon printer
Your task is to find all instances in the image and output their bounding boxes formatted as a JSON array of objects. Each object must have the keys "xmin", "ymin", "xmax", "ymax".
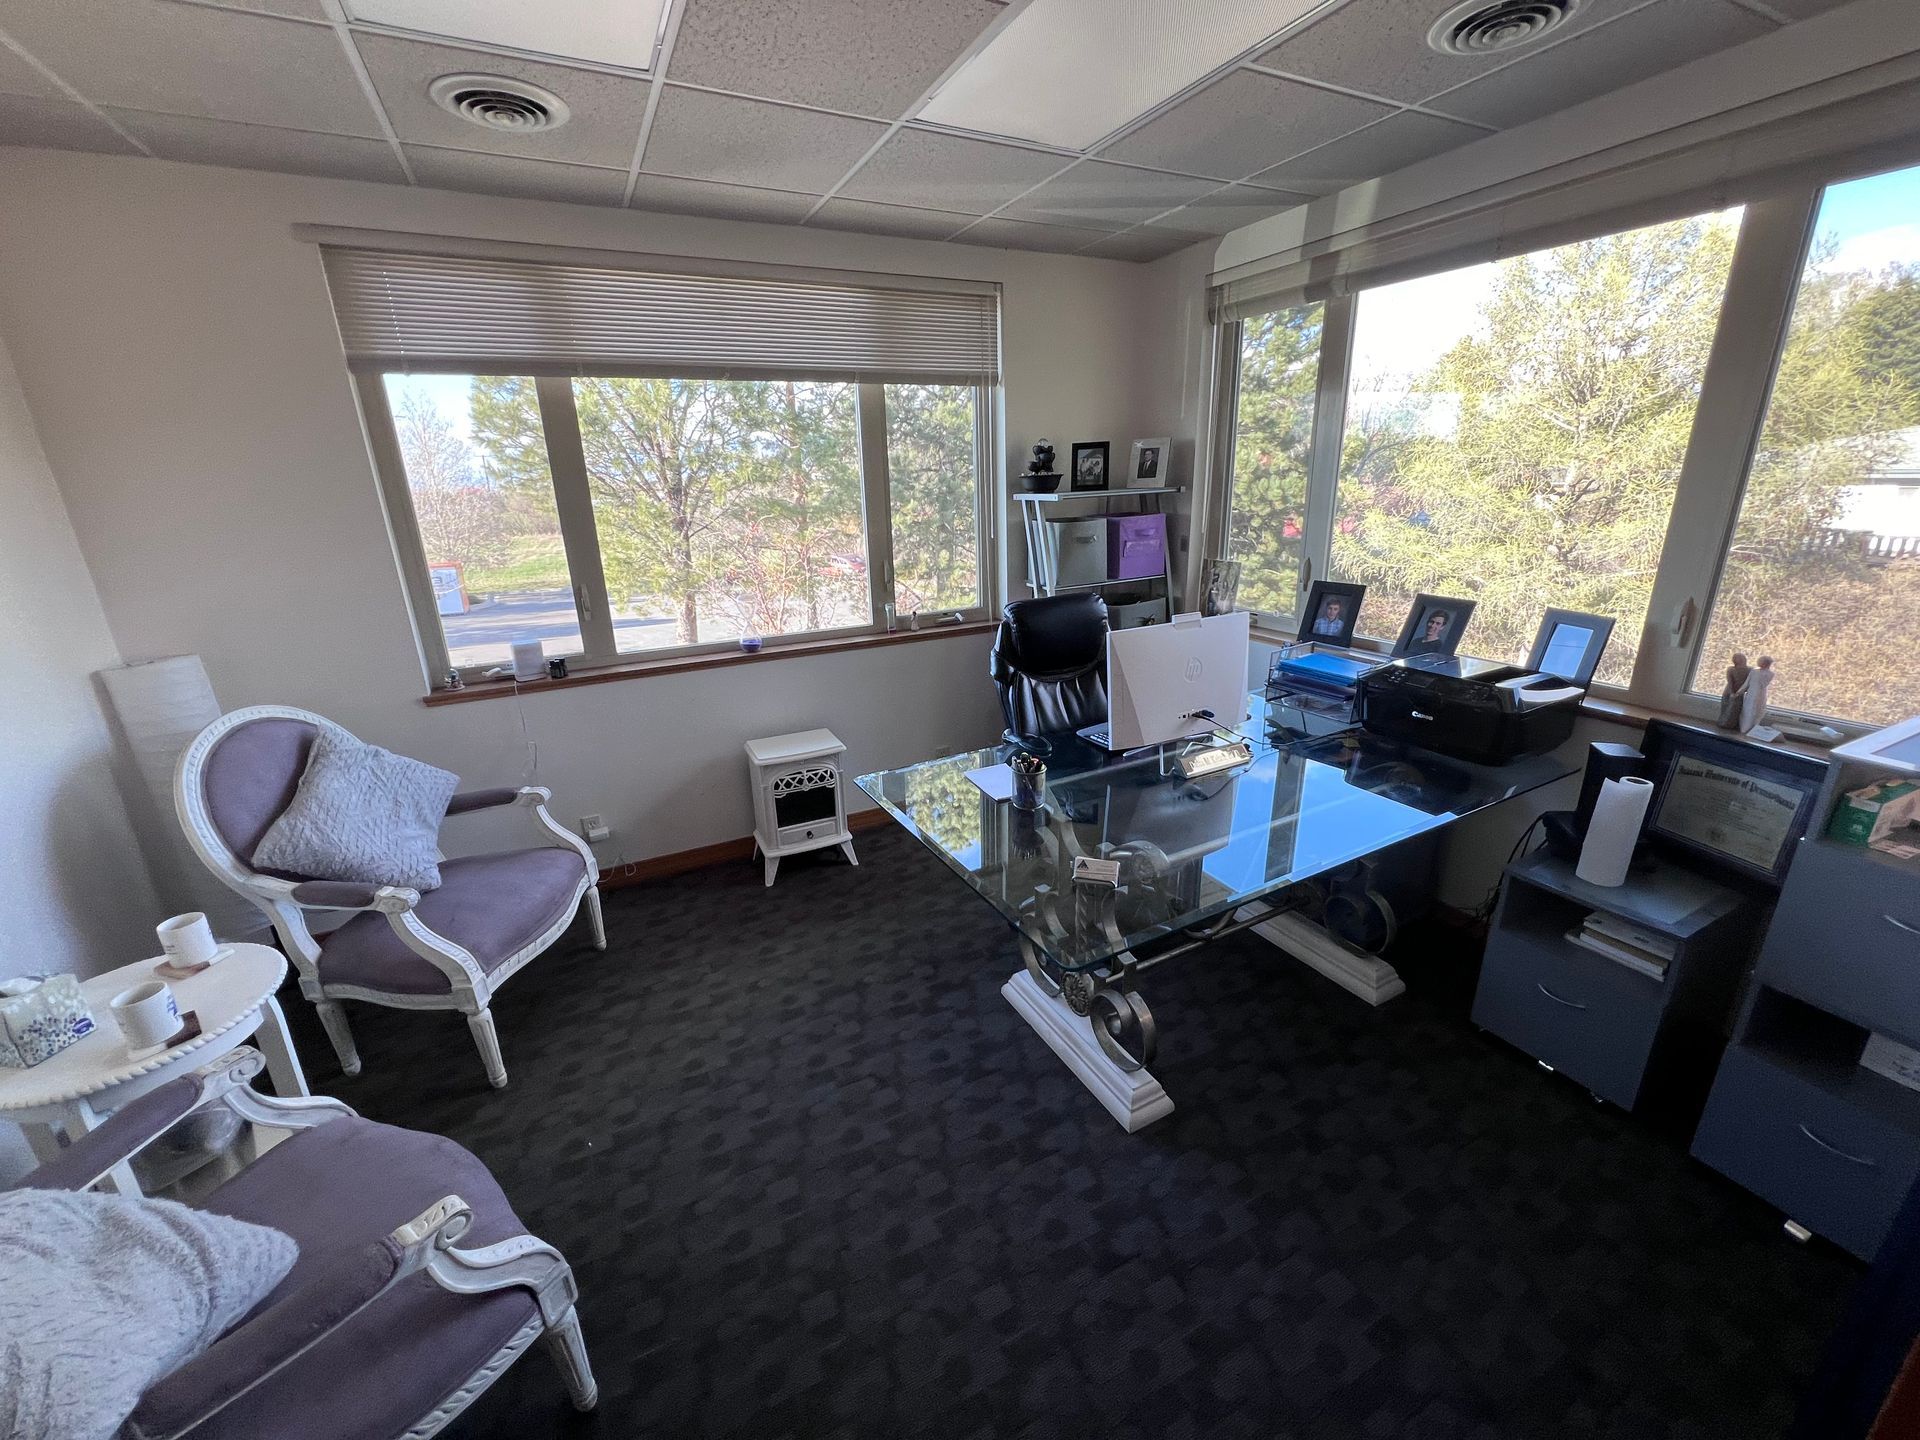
[{"xmin": 1356, "ymin": 609, "xmax": 1617, "ymax": 765}]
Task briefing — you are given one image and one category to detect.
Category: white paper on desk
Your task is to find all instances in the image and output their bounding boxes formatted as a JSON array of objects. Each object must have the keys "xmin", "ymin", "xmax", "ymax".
[
  {"xmin": 965, "ymin": 764, "xmax": 1015, "ymax": 801},
  {"xmin": 1576, "ymin": 775, "xmax": 1655, "ymax": 887}
]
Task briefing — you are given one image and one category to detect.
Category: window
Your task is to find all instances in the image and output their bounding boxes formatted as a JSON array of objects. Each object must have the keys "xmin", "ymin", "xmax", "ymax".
[
  {"xmin": 1223, "ymin": 303, "xmax": 1325, "ymax": 615},
  {"xmin": 1329, "ymin": 212, "xmax": 1738, "ymax": 687},
  {"xmin": 1692, "ymin": 163, "xmax": 1920, "ymax": 725},
  {"xmin": 327, "ymin": 244, "xmax": 998, "ymax": 680}
]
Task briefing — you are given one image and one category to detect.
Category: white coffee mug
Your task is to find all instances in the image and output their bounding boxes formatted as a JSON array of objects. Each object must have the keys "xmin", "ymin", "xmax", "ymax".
[
  {"xmin": 157, "ymin": 912, "xmax": 221, "ymax": 968},
  {"xmin": 111, "ymin": 981, "xmax": 181, "ymax": 1054}
]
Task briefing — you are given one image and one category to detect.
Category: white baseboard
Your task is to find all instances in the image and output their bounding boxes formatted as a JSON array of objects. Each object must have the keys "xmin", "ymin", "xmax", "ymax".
[
  {"xmin": 1002, "ymin": 970, "xmax": 1175, "ymax": 1133},
  {"xmin": 1251, "ymin": 910, "xmax": 1406, "ymax": 1006}
]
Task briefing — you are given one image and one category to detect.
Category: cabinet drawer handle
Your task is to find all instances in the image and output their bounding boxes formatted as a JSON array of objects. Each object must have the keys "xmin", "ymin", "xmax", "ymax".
[
  {"xmin": 1886, "ymin": 915, "xmax": 1920, "ymax": 938},
  {"xmin": 1798, "ymin": 1123, "xmax": 1878, "ymax": 1168},
  {"xmin": 1536, "ymin": 982, "xmax": 1587, "ymax": 1011}
]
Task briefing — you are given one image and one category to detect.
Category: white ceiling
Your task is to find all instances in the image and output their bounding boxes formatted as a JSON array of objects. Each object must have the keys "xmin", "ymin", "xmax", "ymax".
[{"xmin": 0, "ymin": 0, "xmax": 1856, "ymax": 263}]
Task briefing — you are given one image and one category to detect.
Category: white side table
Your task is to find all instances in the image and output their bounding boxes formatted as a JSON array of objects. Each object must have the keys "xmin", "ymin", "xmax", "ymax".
[
  {"xmin": 746, "ymin": 728, "xmax": 857, "ymax": 887},
  {"xmin": 0, "ymin": 943, "xmax": 306, "ymax": 1194}
]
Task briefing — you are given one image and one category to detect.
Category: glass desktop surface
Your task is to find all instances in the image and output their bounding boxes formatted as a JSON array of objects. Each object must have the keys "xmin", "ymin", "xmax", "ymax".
[{"xmin": 857, "ymin": 703, "xmax": 1575, "ymax": 973}]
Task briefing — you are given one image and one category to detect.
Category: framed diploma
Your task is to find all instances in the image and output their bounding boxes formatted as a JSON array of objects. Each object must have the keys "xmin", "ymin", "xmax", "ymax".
[{"xmin": 1642, "ymin": 720, "xmax": 1829, "ymax": 884}]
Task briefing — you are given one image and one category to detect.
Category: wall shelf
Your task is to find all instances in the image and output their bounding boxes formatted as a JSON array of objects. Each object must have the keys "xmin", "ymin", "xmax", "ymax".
[
  {"xmin": 1016, "ymin": 486, "xmax": 1182, "ymax": 504},
  {"xmin": 1019, "ymin": 485, "xmax": 1177, "ymax": 614}
]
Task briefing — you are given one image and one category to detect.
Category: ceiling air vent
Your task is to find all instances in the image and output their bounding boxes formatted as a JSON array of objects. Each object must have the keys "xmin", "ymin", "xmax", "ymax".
[
  {"xmin": 1427, "ymin": 0, "xmax": 1579, "ymax": 56},
  {"xmin": 428, "ymin": 74, "xmax": 570, "ymax": 133}
]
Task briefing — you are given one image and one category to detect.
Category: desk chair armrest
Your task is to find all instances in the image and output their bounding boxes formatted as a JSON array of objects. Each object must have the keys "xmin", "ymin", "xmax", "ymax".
[
  {"xmin": 284, "ymin": 880, "xmax": 422, "ymax": 914},
  {"xmin": 15, "ymin": 1049, "xmax": 355, "ymax": 1193}
]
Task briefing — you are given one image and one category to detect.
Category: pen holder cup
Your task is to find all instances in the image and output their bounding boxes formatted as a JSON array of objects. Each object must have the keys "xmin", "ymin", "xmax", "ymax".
[{"xmin": 1010, "ymin": 755, "xmax": 1046, "ymax": 812}]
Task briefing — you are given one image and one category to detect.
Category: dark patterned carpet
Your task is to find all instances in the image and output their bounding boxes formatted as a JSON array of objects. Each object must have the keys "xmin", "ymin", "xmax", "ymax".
[{"xmin": 280, "ymin": 826, "xmax": 1862, "ymax": 1439}]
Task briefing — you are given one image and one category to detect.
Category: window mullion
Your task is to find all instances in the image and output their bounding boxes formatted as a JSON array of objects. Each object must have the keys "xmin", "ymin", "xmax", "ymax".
[
  {"xmin": 1299, "ymin": 295, "xmax": 1356, "ymax": 624},
  {"xmin": 1199, "ymin": 319, "xmax": 1244, "ymax": 613},
  {"xmin": 1629, "ymin": 189, "xmax": 1822, "ymax": 707},
  {"xmin": 356, "ymin": 372, "xmax": 452, "ymax": 685},
  {"xmin": 535, "ymin": 376, "xmax": 618, "ymax": 662},
  {"xmin": 975, "ymin": 382, "xmax": 996, "ymax": 612},
  {"xmin": 856, "ymin": 382, "xmax": 896, "ymax": 626}
]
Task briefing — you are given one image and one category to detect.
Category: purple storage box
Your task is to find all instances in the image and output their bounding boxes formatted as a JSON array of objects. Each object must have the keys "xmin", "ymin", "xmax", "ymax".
[{"xmin": 1108, "ymin": 512, "xmax": 1166, "ymax": 581}]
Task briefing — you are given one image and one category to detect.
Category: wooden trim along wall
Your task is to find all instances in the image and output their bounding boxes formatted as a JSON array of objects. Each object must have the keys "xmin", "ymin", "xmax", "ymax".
[{"xmin": 596, "ymin": 807, "xmax": 897, "ymax": 890}]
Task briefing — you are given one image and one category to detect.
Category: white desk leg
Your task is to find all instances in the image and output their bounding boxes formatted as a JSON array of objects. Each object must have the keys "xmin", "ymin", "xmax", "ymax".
[
  {"xmin": 1002, "ymin": 970, "xmax": 1175, "ymax": 1133},
  {"xmin": 254, "ymin": 996, "xmax": 310, "ymax": 1098},
  {"xmin": 68, "ymin": 1099, "xmax": 142, "ymax": 1197}
]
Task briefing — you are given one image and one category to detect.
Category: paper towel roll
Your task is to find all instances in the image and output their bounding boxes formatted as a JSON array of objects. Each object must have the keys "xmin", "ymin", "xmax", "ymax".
[{"xmin": 1575, "ymin": 775, "xmax": 1655, "ymax": 887}]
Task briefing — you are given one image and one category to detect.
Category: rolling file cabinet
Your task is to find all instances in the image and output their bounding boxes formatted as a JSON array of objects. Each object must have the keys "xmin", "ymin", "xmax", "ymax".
[
  {"xmin": 1692, "ymin": 836, "xmax": 1920, "ymax": 1259},
  {"xmin": 1474, "ymin": 852, "xmax": 1759, "ymax": 1111}
]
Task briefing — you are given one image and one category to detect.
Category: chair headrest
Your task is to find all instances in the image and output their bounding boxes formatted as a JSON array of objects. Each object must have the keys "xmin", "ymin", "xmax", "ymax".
[{"xmin": 998, "ymin": 594, "xmax": 1109, "ymax": 677}]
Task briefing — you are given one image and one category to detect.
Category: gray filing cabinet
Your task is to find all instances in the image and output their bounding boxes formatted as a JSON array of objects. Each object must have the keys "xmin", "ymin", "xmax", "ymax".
[
  {"xmin": 1692, "ymin": 836, "xmax": 1920, "ymax": 1259},
  {"xmin": 1474, "ymin": 853, "xmax": 1759, "ymax": 1111}
]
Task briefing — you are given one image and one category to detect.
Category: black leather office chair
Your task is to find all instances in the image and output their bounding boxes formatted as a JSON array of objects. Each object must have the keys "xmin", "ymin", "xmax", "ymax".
[{"xmin": 990, "ymin": 594, "xmax": 1109, "ymax": 740}]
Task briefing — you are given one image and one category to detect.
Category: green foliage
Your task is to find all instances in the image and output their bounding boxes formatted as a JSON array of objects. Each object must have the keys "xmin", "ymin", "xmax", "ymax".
[
  {"xmin": 1846, "ymin": 263, "xmax": 1920, "ymax": 423},
  {"xmin": 1224, "ymin": 304, "xmax": 1323, "ymax": 615},
  {"xmin": 885, "ymin": 384, "xmax": 981, "ymax": 612}
]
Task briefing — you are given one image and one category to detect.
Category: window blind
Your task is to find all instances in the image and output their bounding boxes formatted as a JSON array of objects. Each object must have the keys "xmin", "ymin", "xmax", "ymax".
[
  {"xmin": 1208, "ymin": 65, "xmax": 1920, "ymax": 324},
  {"xmin": 318, "ymin": 244, "xmax": 1001, "ymax": 384}
]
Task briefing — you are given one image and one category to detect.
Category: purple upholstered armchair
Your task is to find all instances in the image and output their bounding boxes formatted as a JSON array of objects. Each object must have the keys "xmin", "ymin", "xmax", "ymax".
[
  {"xmin": 173, "ymin": 705, "xmax": 607, "ymax": 1089},
  {"xmin": 15, "ymin": 1046, "xmax": 596, "ymax": 1438}
]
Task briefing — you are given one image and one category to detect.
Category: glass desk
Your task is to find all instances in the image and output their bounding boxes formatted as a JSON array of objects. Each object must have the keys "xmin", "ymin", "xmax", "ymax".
[{"xmin": 858, "ymin": 704, "xmax": 1575, "ymax": 1130}]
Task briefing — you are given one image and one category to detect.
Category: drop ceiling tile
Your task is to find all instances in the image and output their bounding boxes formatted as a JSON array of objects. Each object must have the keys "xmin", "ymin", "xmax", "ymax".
[
  {"xmin": 1083, "ymin": 227, "xmax": 1210, "ymax": 263},
  {"xmin": 0, "ymin": 0, "xmax": 382, "ymax": 135},
  {"xmin": 643, "ymin": 88, "xmax": 885, "ymax": 194},
  {"xmin": 1103, "ymin": 70, "xmax": 1390, "ymax": 184},
  {"xmin": 1253, "ymin": 0, "xmax": 1617, "ymax": 105},
  {"xmin": 669, "ymin": 0, "xmax": 1004, "ymax": 120},
  {"xmin": 107, "ymin": 109, "xmax": 408, "ymax": 181},
  {"xmin": 1762, "ymin": 0, "xmax": 1856, "ymax": 16},
  {"xmin": 357, "ymin": 34, "xmax": 645, "ymax": 168},
  {"xmin": 403, "ymin": 144, "xmax": 628, "ymax": 204},
  {"xmin": 0, "ymin": 92, "xmax": 140, "ymax": 153},
  {"xmin": 174, "ymin": 0, "xmax": 334, "ymax": 19},
  {"xmin": 0, "ymin": 38, "xmax": 57, "ymax": 98},
  {"xmin": 627, "ymin": 172, "xmax": 820, "ymax": 224},
  {"xmin": 1149, "ymin": 184, "xmax": 1300, "ymax": 236},
  {"xmin": 1002, "ymin": 161, "xmax": 1222, "ymax": 232},
  {"xmin": 952, "ymin": 215, "xmax": 1107, "ymax": 254},
  {"xmin": 839, "ymin": 129, "xmax": 1065, "ymax": 214},
  {"xmin": 1249, "ymin": 110, "xmax": 1486, "ymax": 195},
  {"xmin": 1431, "ymin": 0, "xmax": 1775, "ymax": 129},
  {"xmin": 810, "ymin": 197, "xmax": 971, "ymax": 241}
]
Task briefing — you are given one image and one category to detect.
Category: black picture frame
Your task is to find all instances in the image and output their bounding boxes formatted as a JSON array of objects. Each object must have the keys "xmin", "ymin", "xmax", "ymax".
[
  {"xmin": 1392, "ymin": 593, "xmax": 1476, "ymax": 658},
  {"xmin": 1526, "ymin": 607, "xmax": 1617, "ymax": 687},
  {"xmin": 1640, "ymin": 718, "xmax": 1829, "ymax": 886},
  {"xmin": 1070, "ymin": 441, "xmax": 1110, "ymax": 492},
  {"xmin": 1299, "ymin": 580, "xmax": 1365, "ymax": 647}
]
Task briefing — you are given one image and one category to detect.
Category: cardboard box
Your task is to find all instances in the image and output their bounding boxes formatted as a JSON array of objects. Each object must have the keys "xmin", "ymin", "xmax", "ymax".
[{"xmin": 1829, "ymin": 778, "xmax": 1920, "ymax": 846}]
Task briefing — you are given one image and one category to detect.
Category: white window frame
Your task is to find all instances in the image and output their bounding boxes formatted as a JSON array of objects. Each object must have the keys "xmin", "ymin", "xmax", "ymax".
[
  {"xmin": 1203, "ymin": 169, "xmax": 1910, "ymax": 731},
  {"xmin": 360, "ymin": 371, "xmax": 998, "ymax": 683}
]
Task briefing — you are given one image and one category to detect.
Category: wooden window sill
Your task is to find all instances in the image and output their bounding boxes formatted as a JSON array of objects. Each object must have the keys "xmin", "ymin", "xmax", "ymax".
[{"xmin": 421, "ymin": 619, "xmax": 999, "ymax": 706}]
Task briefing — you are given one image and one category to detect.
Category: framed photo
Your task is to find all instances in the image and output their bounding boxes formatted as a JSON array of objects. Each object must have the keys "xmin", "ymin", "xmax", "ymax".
[
  {"xmin": 1202, "ymin": 558, "xmax": 1241, "ymax": 616},
  {"xmin": 1070, "ymin": 441, "xmax": 1110, "ymax": 492},
  {"xmin": 1641, "ymin": 719, "xmax": 1829, "ymax": 885},
  {"xmin": 1392, "ymin": 593, "xmax": 1475, "ymax": 658},
  {"xmin": 1300, "ymin": 580, "xmax": 1365, "ymax": 647},
  {"xmin": 1127, "ymin": 437, "xmax": 1171, "ymax": 488},
  {"xmin": 1526, "ymin": 607, "xmax": 1617, "ymax": 687}
]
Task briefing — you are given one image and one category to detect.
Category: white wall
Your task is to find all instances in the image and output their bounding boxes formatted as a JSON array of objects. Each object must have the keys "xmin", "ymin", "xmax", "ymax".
[
  {"xmin": 0, "ymin": 327, "xmax": 161, "ymax": 982},
  {"xmin": 0, "ymin": 150, "xmax": 1167, "ymax": 869}
]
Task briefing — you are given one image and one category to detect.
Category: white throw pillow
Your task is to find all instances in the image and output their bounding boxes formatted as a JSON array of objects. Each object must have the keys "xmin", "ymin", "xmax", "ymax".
[
  {"xmin": 0, "ymin": 1188, "xmax": 298, "ymax": 1440},
  {"xmin": 252, "ymin": 723, "xmax": 458, "ymax": 890}
]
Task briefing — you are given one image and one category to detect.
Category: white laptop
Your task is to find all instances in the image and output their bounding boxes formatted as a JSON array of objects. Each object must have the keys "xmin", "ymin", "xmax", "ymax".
[{"xmin": 1078, "ymin": 610, "xmax": 1252, "ymax": 751}]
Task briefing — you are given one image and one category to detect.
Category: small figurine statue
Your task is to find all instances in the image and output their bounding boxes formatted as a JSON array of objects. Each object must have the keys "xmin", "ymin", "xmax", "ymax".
[
  {"xmin": 1023, "ymin": 438, "xmax": 1061, "ymax": 493},
  {"xmin": 1716, "ymin": 651, "xmax": 1749, "ymax": 729},
  {"xmin": 1740, "ymin": 655, "xmax": 1775, "ymax": 734}
]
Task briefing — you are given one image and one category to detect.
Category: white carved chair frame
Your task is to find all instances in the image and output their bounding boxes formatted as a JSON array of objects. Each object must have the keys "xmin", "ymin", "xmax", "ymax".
[
  {"xmin": 54, "ymin": 1047, "xmax": 596, "ymax": 1438},
  {"xmin": 174, "ymin": 705, "xmax": 607, "ymax": 1089}
]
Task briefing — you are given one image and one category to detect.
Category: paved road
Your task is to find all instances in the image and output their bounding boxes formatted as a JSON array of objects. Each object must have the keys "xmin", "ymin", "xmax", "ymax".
[{"xmin": 444, "ymin": 589, "xmax": 685, "ymax": 667}]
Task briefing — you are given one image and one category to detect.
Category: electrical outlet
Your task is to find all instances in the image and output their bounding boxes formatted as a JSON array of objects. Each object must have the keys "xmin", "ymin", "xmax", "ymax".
[{"xmin": 580, "ymin": 814, "xmax": 611, "ymax": 843}]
